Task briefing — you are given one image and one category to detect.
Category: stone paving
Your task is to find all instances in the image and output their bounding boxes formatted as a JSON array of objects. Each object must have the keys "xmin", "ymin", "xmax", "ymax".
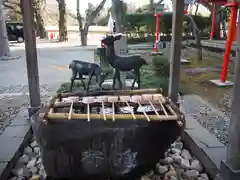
[
  {"xmin": 180, "ymin": 95, "xmax": 230, "ymax": 145},
  {"xmin": 0, "ymin": 40, "xmax": 97, "ymax": 132},
  {"xmin": 0, "ymin": 95, "xmax": 28, "ymax": 135},
  {"xmin": 0, "ymin": 84, "xmax": 60, "ymax": 134}
]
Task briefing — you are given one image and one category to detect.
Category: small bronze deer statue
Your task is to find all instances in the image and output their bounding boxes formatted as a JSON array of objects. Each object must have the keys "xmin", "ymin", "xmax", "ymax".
[
  {"xmin": 101, "ymin": 34, "xmax": 147, "ymax": 89},
  {"xmin": 69, "ymin": 60, "xmax": 108, "ymax": 92}
]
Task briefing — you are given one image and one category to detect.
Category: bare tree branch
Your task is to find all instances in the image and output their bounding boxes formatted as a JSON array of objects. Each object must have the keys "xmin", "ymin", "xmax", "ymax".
[
  {"xmin": 89, "ymin": 0, "xmax": 106, "ymax": 22},
  {"xmin": 77, "ymin": 0, "xmax": 106, "ymax": 45}
]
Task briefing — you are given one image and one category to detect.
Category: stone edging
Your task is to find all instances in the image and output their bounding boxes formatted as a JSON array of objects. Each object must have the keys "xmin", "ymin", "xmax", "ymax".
[
  {"xmin": 0, "ymin": 108, "xmax": 32, "ymax": 180},
  {"xmin": 0, "ymin": 95, "xmax": 226, "ymax": 180},
  {"xmin": 181, "ymin": 116, "xmax": 226, "ymax": 179},
  {"xmin": 180, "ymin": 95, "xmax": 227, "ymax": 179}
]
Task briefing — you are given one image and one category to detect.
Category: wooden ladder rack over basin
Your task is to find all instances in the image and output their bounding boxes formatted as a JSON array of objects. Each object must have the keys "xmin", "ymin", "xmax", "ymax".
[
  {"xmin": 40, "ymin": 89, "xmax": 183, "ymax": 126},
  {"xmin": 34, "ymin": 88, "xmax": 185, "ymax": 180}
]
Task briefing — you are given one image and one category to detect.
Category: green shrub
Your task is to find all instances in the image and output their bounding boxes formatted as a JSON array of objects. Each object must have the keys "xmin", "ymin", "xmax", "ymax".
[
  {"xmin": 139, "ymin": 56, "xmax": 170, "ymax": 94},
  {"xmin": 127, "ymin": 37, "xmax": 148, "ymax": 44},
  {"xmin": 152, "ymin": 56, "xmax": 170, "ymax": 78},
  {"xmin": 125, "ymin": 13, "xmax": 211, "ymax": 37},
  {"xmin": 57, "ymin": 82, "xmax": 81, "ymax": 93},
  {"xmin": 141, "ymin": 67, "xmax": 169, "ymax": 94},
  {"xmin": 127, "ymin": 36, "xmax": 155, "ymax": 44},
  {"xmin": 158, "ymin": 77, "xmax": 169, "ymax": 94},
  {"xmin": 127, "ymin": 36, "xmax": 173, "ymax": 44}
]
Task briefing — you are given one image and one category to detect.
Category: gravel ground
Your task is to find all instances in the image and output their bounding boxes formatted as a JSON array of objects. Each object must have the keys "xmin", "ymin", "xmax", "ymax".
[
  {"xmin": 0, "ymin": 84, "xmax": 57, "ymax": 134},
  {"xmin": 182, "ymin": 66, "xmax": 233, "ymax": 118},
  {"xmin": 8, "ymin": 137, "xmax": 210, "ymax": 180},
  {"xmin": 180, "ymin": 49, "xmax": 233, "ymax": 145},
  {"xmin": 218, "ymin": 91, "xmax": 232, "ymax": 117},
  {"xmin": 0, "ymin": 95, "xmax": 28, "ymax": 135},
  {"xmin": 180, "ymin": 95, "xmax": 230, "ymax": 145},
  {"xmin": 0, "ymin": 84, "xmax": 52, "ymax": 94}
]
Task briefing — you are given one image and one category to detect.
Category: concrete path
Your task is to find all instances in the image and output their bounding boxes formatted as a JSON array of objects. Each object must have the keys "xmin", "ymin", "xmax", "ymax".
[
  {"xmin": 1, "ymin": 45, "xmax": 94, "ymax": 87},
  {"xmin": 1, "ymin": 33, "xmax": 154, "ymax": 90},
  {"xmin": 0, "ymin": 40, "xmax": 97, "ymax": 132}
]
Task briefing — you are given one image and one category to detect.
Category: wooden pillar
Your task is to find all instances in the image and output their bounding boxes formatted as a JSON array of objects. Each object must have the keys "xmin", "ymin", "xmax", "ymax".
[
  {"xmin": 0, "ymin": 0, "xmax": 10, "ymax": 57},
  {"xmin": 21, "ymin": 0, "xmax": 41, "ymax": 110},
  {"xmin": 155, "ymin": 14, "xmax": 160, "ymax": 52},
  {"xmin": 168, "ymin": 0, "xmax": 184, "ymax": 104},
  {"xmin": 227, "ymin": 6, "xmax": 240, "ymax": 170},
  {"xmin": 220, "ymin": 6, "xmax": 240, "ymax": 180},
  {"xmin": 220, "ymin": 3, "xmax": 237, "ymax": 82}
]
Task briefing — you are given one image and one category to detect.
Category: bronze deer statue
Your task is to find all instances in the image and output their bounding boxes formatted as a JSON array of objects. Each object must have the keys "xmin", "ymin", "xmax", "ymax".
[
  {"xmin": 101, "ymin": 34, "xmax": 147, "ymax": 90},
  {"xmin": 69, "ymin": 60, "xmax": 108, "ymax": 92}
]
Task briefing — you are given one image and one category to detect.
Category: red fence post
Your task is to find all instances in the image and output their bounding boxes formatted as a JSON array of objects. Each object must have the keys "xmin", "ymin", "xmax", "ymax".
[
  {"xmin": 220, "ymin": 3, "xmax": 238, "ymax": 82},
  {"xmin": 210, "ymin": 4, "xmax": 217, "ymax": 40},
  {"xmin": 155, "ymin": 14, "xmax": 160, "ymax": 52}
]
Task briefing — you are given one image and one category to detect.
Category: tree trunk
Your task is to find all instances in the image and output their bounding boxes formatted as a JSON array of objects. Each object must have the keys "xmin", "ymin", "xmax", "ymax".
[
  {"xmin": 35, "ymin": 11, "xmax": 46, "ymax": 38},
  {"xmin": 80, "ymin": 32, "xmax": 87, "ymax": 46},
  {"xmin": 81, "ymin": 26, "xmax": 89, "ymax": 46},
  {"xmin": 111, "ymin": 0, "xmax": 123, "ymax": 33},
  {"xmin": 111, "ymin": 0, "xmax": 126, "ymax": 88},
  {"xmin": 149, "ymin": 0, "xmax": 153, "ymax": 12},
  {"xmin": 33, "ymin": 0, "xmax": 46, "ymax": 39},
  {"xmin": 209, "ymin": 5, "xmax": 221, "ymax": 40},
  {"xmin": 219, "ymin": 11, "xmax": 227, "ymax": 39},
  {"xmin": 214, "ymin": 12, "xmax": 221, "ymax": 39},
  {"xmin": 186, "ymin": 14, "xmax": 202, "ymax": 61},
  {"xmin": 77, "ymin": 0, "xmax": 106, "ymax": 46},
  {"xmin": 58, "ymin": 0, "xmax": 67, "ymax": 41},
  {"xmin": 222, "ymin": 20, "xmax": 227, "ymax": 39},
  {"xmin": 0, "ymin": 0, "xmax": 10, "ymax": 58},
  {"xmin": 76, "ymin": 0, "xmax": 85, "ymax": 45},
  {"xmin": 148, "ymin": 0, "xmax": 154, "ymax": 37}
]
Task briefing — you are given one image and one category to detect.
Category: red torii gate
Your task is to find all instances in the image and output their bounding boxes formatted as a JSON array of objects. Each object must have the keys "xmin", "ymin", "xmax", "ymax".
[
  {"xmin": 153, "ymin": 0, "xmax": 190, "ymax": 53},
  {"xmin": 200, "ymin": 0, "xmax": 239, "ymax": 84},
  {"xmin": 200, "ymin": 0, "xmax": 227, "ymax": 40}
]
